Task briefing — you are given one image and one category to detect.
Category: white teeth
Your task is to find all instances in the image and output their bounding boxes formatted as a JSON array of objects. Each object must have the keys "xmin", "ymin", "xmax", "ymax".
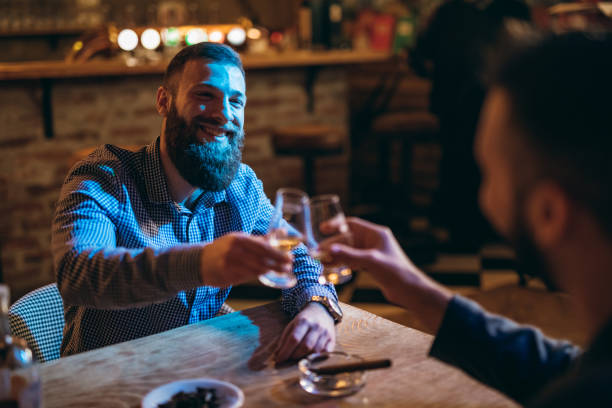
[{"xmin": 198, "ymin": 125, "xmax": 227, "ymax": 143}]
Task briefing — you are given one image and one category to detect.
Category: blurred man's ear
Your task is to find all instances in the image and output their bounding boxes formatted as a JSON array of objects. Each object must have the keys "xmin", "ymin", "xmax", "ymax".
[
  {"xmin": 156, "ymin": 86, "xmax": 172, "ymax": 116},
  {"xmin": 526, "ymin": 182, "xmax": 570, "ymax": 249}
]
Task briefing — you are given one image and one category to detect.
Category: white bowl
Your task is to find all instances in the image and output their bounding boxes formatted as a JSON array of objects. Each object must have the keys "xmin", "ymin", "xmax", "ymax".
[{"xmin": 141, "ymin": 378, "xmax": 244, "ymax": 408}]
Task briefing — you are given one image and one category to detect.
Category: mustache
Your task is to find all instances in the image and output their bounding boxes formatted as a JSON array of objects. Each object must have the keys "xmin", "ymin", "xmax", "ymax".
[
  {"xmin": 164, "ymin": 116, "xmax": 240, "ymax": 137},
  {"xmin": 193, "ymin": 118, "xmax": 240, "ymax": 137}
]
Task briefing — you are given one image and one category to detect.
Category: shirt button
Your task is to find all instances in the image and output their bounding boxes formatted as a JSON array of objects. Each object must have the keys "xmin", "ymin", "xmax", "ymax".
[{"xmin": 191, "ymin": 311, "xmax": 197, "ymax": 318}]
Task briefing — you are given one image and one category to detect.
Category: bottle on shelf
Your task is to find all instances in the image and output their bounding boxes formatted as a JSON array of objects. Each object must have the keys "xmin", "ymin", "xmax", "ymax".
[
  {"xmin": 393, "ymin": 13, "xmax": 417, "ymax": 53},
  {"xmin": 298, "ymin": 0, "xmax": 313, "ymax": 49},
  {"xmin": 327, "ymin": 0, "xmax": 345, "ymax": 49},
  {"xmin": 0, "ymin": 285, "xmax": 41, "ymax": 408},
  {"xmin": 340, "ymin": 0, "xmax": 359, "ymax": 49},
  {"xmin": 310, "ymin": 0, "xmax": 327, "ymax": 50}
]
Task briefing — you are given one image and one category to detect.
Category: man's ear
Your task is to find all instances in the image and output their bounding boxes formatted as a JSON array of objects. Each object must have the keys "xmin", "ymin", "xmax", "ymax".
[
  {"xmin": 525, "ymin": 182, "xmax": 570, "ymax": 249},
  {"xmin": 156, "ymin": 86, "xmax": 172, "ymax": 116}
]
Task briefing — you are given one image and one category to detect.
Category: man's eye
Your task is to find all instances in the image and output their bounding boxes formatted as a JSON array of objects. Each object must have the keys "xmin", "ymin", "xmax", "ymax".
[
  {"xmin": 231, "ymin": 99, "xmax": 244, "ymax": 107},
  {"xmin": 197, "ymin": 92, "xmax": 214, "ymax": 98}
]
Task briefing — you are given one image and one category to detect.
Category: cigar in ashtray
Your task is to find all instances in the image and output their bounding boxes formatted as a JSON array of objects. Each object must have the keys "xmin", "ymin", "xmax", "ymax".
[{"xmin": 310, "ymin": 358, "xmax": 392, "ymax": 375}]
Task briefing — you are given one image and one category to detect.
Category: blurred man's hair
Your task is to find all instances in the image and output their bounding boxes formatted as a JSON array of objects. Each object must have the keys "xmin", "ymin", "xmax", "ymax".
[
  {"xmin": 489, "ymin": 28, "xmax": 612, "ymax": 236},
  {"xmin": 163, "ymin": 43, "xmax": 244, "ymax": 96}
]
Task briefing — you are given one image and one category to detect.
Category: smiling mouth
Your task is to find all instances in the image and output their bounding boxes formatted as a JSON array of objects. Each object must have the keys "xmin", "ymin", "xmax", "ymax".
[{"xmin": 198, "ymin": 124, "xmax": 232, "ymax": 143}]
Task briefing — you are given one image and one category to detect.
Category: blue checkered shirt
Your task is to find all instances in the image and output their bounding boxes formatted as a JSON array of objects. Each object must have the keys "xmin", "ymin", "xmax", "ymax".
[{"xmin": 52, "ymin": 139, "xmax": 336, "ymax": 356}]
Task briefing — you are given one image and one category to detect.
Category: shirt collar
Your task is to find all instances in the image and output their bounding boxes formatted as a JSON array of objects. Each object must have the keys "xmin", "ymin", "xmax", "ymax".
[
  {"xmin": 198, "ymin": 190, "xmax": 228, "ymax": 209},
  {"xmin": 143, "ymin": 137, "xmax": 228, "ymax": 207},
  {"xmin": 143, "ymin": 138, "xmax": 173, "ymax": 204}
]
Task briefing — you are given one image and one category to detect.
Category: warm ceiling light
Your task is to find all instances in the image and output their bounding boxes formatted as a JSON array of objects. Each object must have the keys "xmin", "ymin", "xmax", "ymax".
[
  {"xmin": 117, "ymin": 29, "xmax": 139, "ymax": 51},
  {"xmin": 247, "ymin": 27, "xmax": 262, "ymax": 40},
  {"xmin": 141, "ymin": 28, "xmax": 161, "ymax": 50},
  {"xmin": 161, "ymin": 27, "xmax": 181, "ymax": 46},
  {"xmin": 227, "ymin": 27, "xmax": 246, "ymax": 46},
  {"xmin": 208, "ymin": 30, "xmax": 224, "ymax": 43},
  {"xmin": 185, "ymin": 28, "xmax": 207, "ymax": 45}
]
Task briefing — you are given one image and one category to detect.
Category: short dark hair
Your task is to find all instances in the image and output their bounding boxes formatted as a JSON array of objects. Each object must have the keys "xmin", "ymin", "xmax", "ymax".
[
  {"xmin": 163, "ymin": 42, "xmax": 245, "ymax": 96},
  {"xmin": 490, "ymin": 29, "xmax": 612, "ymax": 236}
]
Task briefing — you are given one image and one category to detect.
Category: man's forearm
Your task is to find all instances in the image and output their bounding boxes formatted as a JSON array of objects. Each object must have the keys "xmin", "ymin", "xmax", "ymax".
[
  {"xmin": 55, "ymin": 244, "xmax": 203, "ymax": 309},
  {"xmin": 371, "ymin": 261, "xmax": 452, "ymax": 335},
  {"xmin": 429, "ymin": 295, "xmax": 581, "ymax": 404}
]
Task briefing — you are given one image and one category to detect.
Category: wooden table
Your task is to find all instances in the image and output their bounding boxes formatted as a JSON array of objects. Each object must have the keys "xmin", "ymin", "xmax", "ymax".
[{"xmin": 40, "ymin": 303, "xmax": 517, "ymax": 407}]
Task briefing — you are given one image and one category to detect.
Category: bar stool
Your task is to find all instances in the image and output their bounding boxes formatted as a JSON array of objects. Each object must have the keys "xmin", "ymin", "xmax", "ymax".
[
  {"xmin": 272, "ymin": 124, "xmax": 344, "ymax": 196},
  {"xmin": 371, "ymin": 111, "xmax": 439, "ymax": 215}
]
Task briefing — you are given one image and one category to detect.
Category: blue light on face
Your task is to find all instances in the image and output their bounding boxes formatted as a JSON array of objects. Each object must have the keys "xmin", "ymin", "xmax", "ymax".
[{"xmin": 199, "ymin": 104, "xmax": 206, "ymax": 112}]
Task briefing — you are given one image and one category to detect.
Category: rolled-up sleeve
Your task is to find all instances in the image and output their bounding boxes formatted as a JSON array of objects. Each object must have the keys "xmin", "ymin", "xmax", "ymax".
[
  {"xmin": 280, "ymin": 245, "xmax": 337, "ymax": 317},
  {"xmin": 429, "ymin": 295, "xmax": 582, "ymax": 404},
  {"xmin": 53, "ymin": 163, "xmax": 203, "ymax": 309}
]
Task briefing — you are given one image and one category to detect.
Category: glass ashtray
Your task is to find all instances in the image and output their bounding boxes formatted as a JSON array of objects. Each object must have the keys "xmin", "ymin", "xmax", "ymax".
[{"xmin": 298, "ymin": 351, "xmax": 366, "ymax": 397}]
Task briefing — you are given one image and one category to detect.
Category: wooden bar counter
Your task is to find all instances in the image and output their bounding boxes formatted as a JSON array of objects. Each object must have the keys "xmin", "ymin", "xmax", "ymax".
[
  {"xmin": 40, "ymin": 302, "xmax": 517, "ymax": 407},
  {"xmin": 0, "ymin": 50, "xmax": 392, "ymax": 81}
]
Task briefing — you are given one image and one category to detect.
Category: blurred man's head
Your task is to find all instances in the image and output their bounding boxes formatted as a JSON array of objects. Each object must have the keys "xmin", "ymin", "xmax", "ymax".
[
  {"xmin": 156, "ymin": 43, "xmax": 246, "ymax": 191},
  {"xmin": 476, "ymin": 30, "xmax": 612, "ymax": 289}
]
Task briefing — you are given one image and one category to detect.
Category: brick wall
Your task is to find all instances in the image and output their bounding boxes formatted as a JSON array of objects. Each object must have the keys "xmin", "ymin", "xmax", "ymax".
[{"xmin": 0, "ymin": 67, "xmax": 348, "ymax": 300}]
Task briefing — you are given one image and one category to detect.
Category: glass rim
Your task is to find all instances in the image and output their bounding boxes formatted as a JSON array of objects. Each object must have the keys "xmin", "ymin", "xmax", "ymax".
[
  {"xmin": 276, "ymin": 187, "xmax": 309, "ymax": 202},
  {"xmin": 309, "ymin": 194, "xmax": 341, "ymax": 205}
]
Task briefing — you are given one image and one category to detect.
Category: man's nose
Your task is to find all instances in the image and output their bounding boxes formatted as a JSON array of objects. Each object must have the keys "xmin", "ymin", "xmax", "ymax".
[{"xmin": 208, "ymin": 97, "xmax": 231, "ymax": 124}]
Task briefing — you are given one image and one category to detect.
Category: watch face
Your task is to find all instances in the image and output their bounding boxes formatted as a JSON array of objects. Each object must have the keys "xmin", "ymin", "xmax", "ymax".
[
  {"xmin": 314, "ymin": 296, "xmax": 342, "ymax": 322},
  {"xmin": 329, "ymin": 299, "xmax": 342, "ymax": 315}
]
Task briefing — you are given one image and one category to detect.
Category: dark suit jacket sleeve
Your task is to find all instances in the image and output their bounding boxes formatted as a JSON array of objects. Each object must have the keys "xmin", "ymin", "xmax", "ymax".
[{"xmin": 429, "ymin": 295, "xmax": 582, "ymax": 404}]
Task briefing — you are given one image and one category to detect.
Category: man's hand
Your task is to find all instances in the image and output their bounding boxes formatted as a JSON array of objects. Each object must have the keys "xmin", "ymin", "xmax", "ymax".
[
  {"xmin": 273, "ymin": 302, "xmax": 336, "ymax": 363},
  {"xmin": 200, "ymin": 232, "xmax": 292, "ymax": 287},
  {"xmin": 321, "ymin": 217, "xmax": 453, "ymax": 335}
]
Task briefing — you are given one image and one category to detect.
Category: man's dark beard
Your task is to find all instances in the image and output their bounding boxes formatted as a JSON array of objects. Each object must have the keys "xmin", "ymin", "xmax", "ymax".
[
  {"xmin": 164, "ymin": 105, "xmax": 244, "ymax": 192},
  {"xmin": 509, "ymin": 201, "xmax": 560, "ymax": 291}
]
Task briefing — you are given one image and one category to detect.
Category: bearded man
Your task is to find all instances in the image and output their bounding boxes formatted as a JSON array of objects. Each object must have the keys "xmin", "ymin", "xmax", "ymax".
[
  {"xmin": 323, "ymin": 31, "xmax": 612, "ymax": 407},
  {"xmin": 53, "ymin": 43, "xmax": 339, "ymax": 360}
]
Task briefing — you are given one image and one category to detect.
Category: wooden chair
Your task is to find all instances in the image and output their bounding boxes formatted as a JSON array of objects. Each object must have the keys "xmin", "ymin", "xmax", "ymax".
[
  {"xmin": 272, "ymin": 124, "xmax": 344, "ymax": 196},
  {"xmin": 349, "ymin": 57, "xmax": 439, "ymax": 227},
  {"xmin": 9, "ymin": 283, "xmax": 64, "ymax": 363},
  {"xmin": 372, "ymin": 111, "xmax": 439, "ymax": 209}
]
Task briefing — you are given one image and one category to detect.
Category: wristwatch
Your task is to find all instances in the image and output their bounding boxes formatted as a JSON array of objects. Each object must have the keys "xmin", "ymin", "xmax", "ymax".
[{"xmin": 307, "ymin": 295, "xmax": 343, "ymax": 323}]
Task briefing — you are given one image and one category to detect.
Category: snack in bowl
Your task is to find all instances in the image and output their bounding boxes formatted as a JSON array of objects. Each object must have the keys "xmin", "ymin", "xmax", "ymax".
[
  {"xmin": 158, "ymin": 387, "xmax": 219, "ymax": 408},
  {"xmin": 141, "ymin": 378, "xmax": 244, "ymax": 408}
]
